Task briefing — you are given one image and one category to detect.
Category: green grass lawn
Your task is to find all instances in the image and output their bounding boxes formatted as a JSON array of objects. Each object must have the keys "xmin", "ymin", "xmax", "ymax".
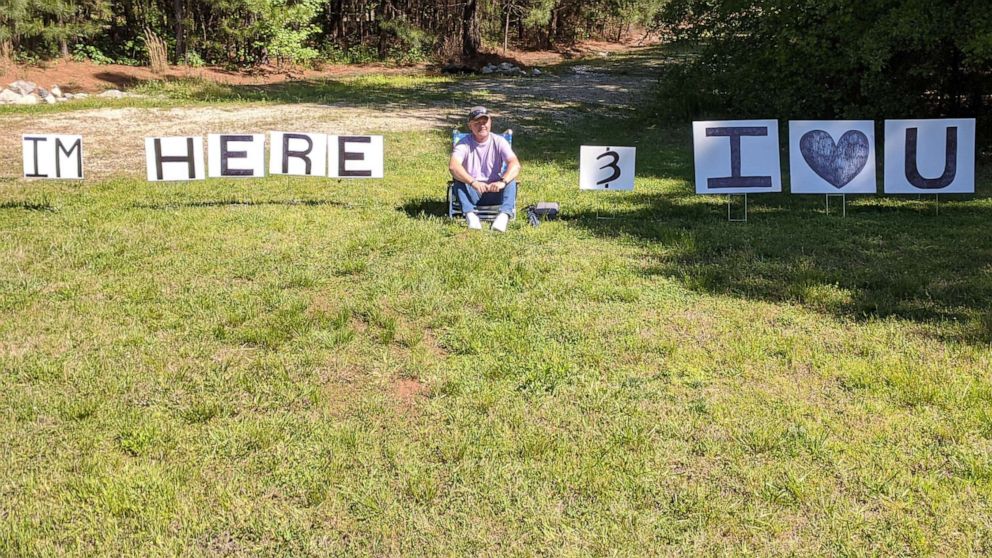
[{"xmin": 2, "ymin": 56, "xmax": 992, "ymax": 556}]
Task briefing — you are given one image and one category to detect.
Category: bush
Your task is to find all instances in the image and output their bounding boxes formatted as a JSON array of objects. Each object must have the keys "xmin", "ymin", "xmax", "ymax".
[
  {"xmin": 656, "ymin": 0, "xmax": 992, "ymax": 144},
  {"xmin": 72, "ymin": 44, "xmax": 115, "ymax": 65}
]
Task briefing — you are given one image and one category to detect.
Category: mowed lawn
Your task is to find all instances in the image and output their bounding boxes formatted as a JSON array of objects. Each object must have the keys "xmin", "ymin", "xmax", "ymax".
[{"xmin": 2, "ymin": 74, "xmax": 992, "ymax": 556}]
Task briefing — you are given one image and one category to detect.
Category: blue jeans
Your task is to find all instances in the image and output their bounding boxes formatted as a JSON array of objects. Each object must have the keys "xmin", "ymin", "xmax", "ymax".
[{"xmin": 453, "ymin": 180, "xmax": 517, "ymax": 215}]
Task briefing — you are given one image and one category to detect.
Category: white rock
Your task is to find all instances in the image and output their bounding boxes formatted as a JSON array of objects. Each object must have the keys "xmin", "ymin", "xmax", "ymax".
[
  {"xmin": 99, "ymin": 89, "xmax": 124, "ymax": 99},
  {"xmin": 51, "ymin": 85, "xmax": 63, "ymax": 98},
  {"xmin": 36, "ymin": 87, "xmax": 51, "ymax": 98},
  {"xmin": 481, "ymin": 65, "xmax": 495, "ymax": 74},
  {"xmin": 498, "ymin": 62, "xmax": 513, "ymax": 71},
  {"xmin": 0, "ymin": 88, "xmax": 23, "ymax": 103},
  {"xmin": 531, "ymin": 68, "xmax": 542, "ymax": 76},
  {"xmin": 8, "ymin": 80, "xmax": 37, "ymax": 95},
  {"xmin": 14, "ymin": 94, "xmax": 39, "ymax": 105},
  {"xmin": 74, "ymin": 93, "xmax": 89, "ymax": 99},
  {"xmin": 44, "ymin": 95, "xmax": 56, "ymax": 104}
]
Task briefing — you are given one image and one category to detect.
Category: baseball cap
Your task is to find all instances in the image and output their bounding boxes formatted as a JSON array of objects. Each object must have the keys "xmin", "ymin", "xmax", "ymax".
[{"xmin": 468, "ymin": 106, "xmax": 490, "ymax": 120}]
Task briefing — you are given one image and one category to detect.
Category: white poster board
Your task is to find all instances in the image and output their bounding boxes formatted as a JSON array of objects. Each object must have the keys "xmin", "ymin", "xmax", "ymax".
[
  {"xmin": 208, "ymin": 134, "xmax": 266, "ymax": 178},
  {"xmin": 788, "ymin": 121, "xmax": 876, "ymax": 194},
  {"xmin": 269, "ymin": 132, "xmax": 327, "ymax": 176},
  {"xmin": 579, "ymin": 146, "xmax": 635, "ymax": 190},
  {"xmin": 22, "ymin": 134, "xmax": 84, "ymax": 179},
  {"xmin": 145, "ymin": 136, "xmax": 205, "ymax": 181},
  {"xmin": 884, "ymin": 119, "xmax": 975, "ymax": 194},
  {"xmin": 328, "ymin": 135, "xmax": 384, "ymax": 178},
  {"xmin": 693, "ymin": 120, "xmax": 781, "ymax": 194}
]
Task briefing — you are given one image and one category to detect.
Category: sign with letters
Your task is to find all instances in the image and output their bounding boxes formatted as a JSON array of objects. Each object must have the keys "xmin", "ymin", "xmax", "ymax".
[
  {"xmin": 789, "ymin": 121, "xmax": 876, "ymax": 194},
  {"xmin": 328, "ymin": 135, "xmax": 384, "ymax": 178},
  {"xmin": 884, "ymin": 119, "xmax": 975, "ymax": 194},
  {"xmin": 269, "ymin": 132, "xmax": 328, "ymax": 177},
  {"xmin": 22, "ymin": 134, "xmax": 83, "ymax": 179},
  {"xmin": 208, "ymin": 134, "xmax": 265, "ymax": 178},
  {"xmin": 145, "ymin": 136, "xmax": 205, "ymax": 181},
  {"xmin": 579, "ymin": 146, "xmax": 635, "ymax": 190},
  {"xmin": 693, "ymin": 120, "xmax": 781, "ymax": 194}
]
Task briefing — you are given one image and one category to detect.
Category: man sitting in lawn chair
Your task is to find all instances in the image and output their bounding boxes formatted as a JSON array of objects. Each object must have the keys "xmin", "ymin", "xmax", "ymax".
[{"xmin": 448, "ymin": 106, "xmax": 521, "ymax": 232}]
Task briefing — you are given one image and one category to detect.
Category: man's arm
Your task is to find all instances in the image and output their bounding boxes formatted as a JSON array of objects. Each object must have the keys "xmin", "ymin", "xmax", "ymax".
[
  {"xmin": 449, "ymin": 154, "xmax": 489, "ymax": 193},
  {"xmin": 488, "ymin": 154, "xmax": 520, "ymax": 191}
]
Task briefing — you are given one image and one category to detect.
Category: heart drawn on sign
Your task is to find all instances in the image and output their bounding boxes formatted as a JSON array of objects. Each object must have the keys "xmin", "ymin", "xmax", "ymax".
[{"xmin": 799, "ymin": 129, "xmax": 870, "ymax": 188}]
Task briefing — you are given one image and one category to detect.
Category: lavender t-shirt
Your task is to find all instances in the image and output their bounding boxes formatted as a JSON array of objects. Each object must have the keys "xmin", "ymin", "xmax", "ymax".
[{"xmin": 452, "ymin": 134, "xmax": 516, "ymax": 182}]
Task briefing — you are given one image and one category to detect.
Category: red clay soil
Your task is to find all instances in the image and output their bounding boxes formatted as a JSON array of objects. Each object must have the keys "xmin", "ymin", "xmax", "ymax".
[{"xmin": 0, "ymin": 37, "xmax": 659, "ymax": 93}]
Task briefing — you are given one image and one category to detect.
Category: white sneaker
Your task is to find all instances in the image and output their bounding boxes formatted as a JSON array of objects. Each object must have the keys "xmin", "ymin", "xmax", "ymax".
[
  {"xmin": 465, "ymin": 212, "xmax": 482, "ymax": 230},
  {"xmin": 491, "ymin": 212, "xmax": 510, "ymax": 233}
]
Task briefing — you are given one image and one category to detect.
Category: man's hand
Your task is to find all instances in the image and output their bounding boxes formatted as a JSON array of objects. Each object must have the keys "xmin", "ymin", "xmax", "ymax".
[
  {"xmin": 487, "ymin": 180, "xmax": 507, "ymax": 192},
  {"xmin": 470, "ymin": 180, "xmax": 489, "ymax": 194}
]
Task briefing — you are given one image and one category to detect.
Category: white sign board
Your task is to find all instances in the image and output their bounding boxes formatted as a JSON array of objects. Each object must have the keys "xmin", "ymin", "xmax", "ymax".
[
  {"xmin": 693, "ymin": 120, "xmax": 781, "ymax": 194},
  {"xmin": 884, "ymin": 119, "xmax": 975, "ymax": 194},
  {"xmin": 269, "ymin": 132, "xmax": 327, "ymax": 176},
  {"xmin": 22, "ymin": 134, "xmax": 84, "ymax": 179},
  {"xmin": 208, "ymin": 134, "xmax": 266, "ymax": 178},
  {"xmin": 579, "ymin": 146, "xmax": 635, "ymax": 191},
  {"xmin": 145, "ymin": 136, "xmax": 205, "ymax": 181},
  {"xmin": 328, "ymin": 135, "xmax": 384, "ymax": 178},
  {"xmin": 788, "ymin": 121, "xmax": 876, "ymax": 194}
]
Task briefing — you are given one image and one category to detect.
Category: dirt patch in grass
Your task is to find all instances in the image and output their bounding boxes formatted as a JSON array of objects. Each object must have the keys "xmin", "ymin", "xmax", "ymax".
[
  {"xmin": 392, "ymin": 377, "xmax": 428, "ymax": 410},
  {"xmin": 422, "ymin": 328, "xmax": 449, "ymax": 359}
]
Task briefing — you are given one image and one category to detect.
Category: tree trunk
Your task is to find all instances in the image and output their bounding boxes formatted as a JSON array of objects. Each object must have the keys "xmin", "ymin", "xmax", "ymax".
[
  {"xmin": 58, "ymin": 13, "xmax": 69, "ymax": 58},
  {"xmin": 377, "ymin": 0, "xmax": 389, "ymax": 58},
  {"xmin": 173, "ymin": 0, "xmax": 186, "ymax": 63},
  {"xmin": 546, "ymin": 7, "xmax": 558, "ymax": 49},
  {"xmin": 0, "ymin": 40, "xmax": 12, "ymax": 67},
  {"xmin": 462, "ymin": 0, "xmax": 481, "ymax": 57},
  {"xmin": 503, "ymin": 7, "xmax": 510, "ymax": 55}
]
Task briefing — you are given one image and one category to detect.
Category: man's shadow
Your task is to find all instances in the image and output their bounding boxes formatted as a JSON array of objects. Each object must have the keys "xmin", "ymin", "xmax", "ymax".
[{"xmin": 399, "ymin": 197, "xmax": 449, "ymax": 219}]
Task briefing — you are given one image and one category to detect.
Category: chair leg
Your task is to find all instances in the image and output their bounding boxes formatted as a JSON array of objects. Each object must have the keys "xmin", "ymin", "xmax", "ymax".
[{"xmin": 447, "ymin": 182, "xmax": 457, "ymax": 218}]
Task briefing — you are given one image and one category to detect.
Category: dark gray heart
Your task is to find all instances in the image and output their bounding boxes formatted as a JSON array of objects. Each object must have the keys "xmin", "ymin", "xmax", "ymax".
[{"xmin": 799, "ymin": 129, "xmax": 870, "ymax": 188}]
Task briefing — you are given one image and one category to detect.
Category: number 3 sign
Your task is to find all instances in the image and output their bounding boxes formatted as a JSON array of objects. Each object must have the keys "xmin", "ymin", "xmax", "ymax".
[{"xmin": 580, "ymin": 146, "xmax": 636, "ymax": 191}]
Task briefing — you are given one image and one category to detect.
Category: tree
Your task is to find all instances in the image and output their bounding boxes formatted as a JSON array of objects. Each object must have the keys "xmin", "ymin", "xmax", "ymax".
[
  {"xmin": 462, "ymin": 0, "xmax": 481, "ymax": 56},
  {"xmin": 0, "ymin": 0, "xmax": 110, "ymax": 59},
  {"xmin": 656, "ymin": 0, "xmax": 991, "ymax": 134}
]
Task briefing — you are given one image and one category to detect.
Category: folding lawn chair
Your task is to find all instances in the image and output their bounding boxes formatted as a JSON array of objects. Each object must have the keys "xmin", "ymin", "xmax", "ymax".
[{"xmin": 447, "ymin": 129, "xmax": 516, "ymax": 221}]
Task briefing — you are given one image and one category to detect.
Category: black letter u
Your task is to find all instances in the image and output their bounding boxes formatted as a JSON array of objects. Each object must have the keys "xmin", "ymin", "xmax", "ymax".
[{"xmin": 905, "ymin": 127, "xmax": 957, "ymax": 189}]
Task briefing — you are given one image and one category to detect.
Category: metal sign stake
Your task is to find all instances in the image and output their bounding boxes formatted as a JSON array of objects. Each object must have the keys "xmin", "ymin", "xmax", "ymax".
[
  {"xmin": 825, "ymin": 194, "xmax": 847, "ymax": 217},
  {"xmin": 728, "ymin": 194, "xmax": 748, "ymax": 222}
]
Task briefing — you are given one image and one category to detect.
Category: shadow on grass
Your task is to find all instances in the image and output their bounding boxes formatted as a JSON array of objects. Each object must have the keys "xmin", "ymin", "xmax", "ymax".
[
  {"xmin": 131, "ymin": 198, "xmax": 348, "ymax": 210},
  {"xmin": 566, "ymin": 189, "xmax": 992, "ymax": 342},
  {"xmin": 93, "ymin": 71, "xmax": 143, "ymax": 89},
  {"xmin": 398, "ymin": 197, "xmax": 449, "ymax": 219},
  {"xmin": 0, "ymin": 200, "xmax": 57, "ymax": 211}
]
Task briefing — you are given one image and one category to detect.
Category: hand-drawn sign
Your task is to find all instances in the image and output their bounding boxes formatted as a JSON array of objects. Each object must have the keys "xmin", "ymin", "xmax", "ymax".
[
  {"xmin": 883, "ymin": 119, "xmax": 975, "ymax": 194},
  {"xmin": 580, "ymin": 146, "xmax": 635, "ymax": 191},
  {"xmin": 788, "ymin": 121, "xmax": 876, "ymax": 194},
  {"xmin": 596, "ymin": 150, "xmax": 622, "ymax": 185},
  {"xmin": 22, "ymin": 134, "xmax": 84, "ymax": 179},
  {"xmin": 145, "ymin": 136, "xmax": 205, "ymax": 181},
  {"xmin": 800, "ymin": 130, "xmax": 870, "ymax": 188},
  {"xmin": 693, "ymin": 120, "xmax": 781, "ymax": 194}
]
